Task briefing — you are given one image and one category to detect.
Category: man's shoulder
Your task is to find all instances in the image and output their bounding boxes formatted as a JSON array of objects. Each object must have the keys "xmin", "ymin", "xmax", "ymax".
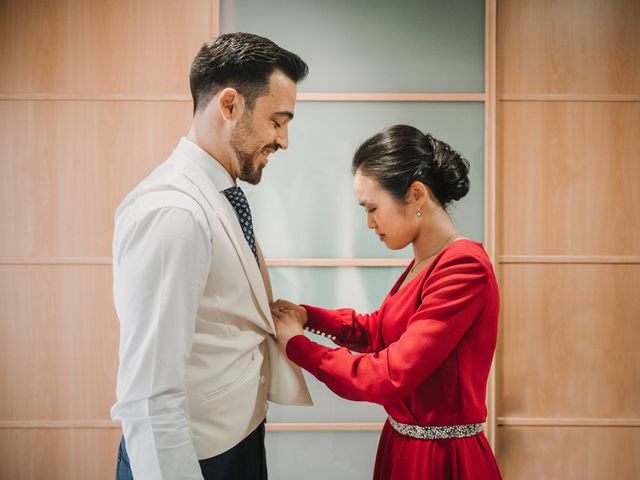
[
  {"xmin": 118, "ymin": 151, "xmax": 203, "ymax": 214},
  {"xmin": 116, "ymin": 179, "xmax": 210, "ymax": 240},
  {"xmin": 125, "ymin": 189, "xmax": 204, "ymax": 219}
]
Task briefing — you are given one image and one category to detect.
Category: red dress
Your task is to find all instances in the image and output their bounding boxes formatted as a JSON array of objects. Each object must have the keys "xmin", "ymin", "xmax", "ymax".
[{"xmin": 286, "ymin": 240, "xmax": 501, "ymax": 479}]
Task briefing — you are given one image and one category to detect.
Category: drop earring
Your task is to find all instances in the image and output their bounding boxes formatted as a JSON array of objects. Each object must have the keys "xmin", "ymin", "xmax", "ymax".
[{"xmin": 416, "ymin": 210, "xmax": 422, "ymax": 217}]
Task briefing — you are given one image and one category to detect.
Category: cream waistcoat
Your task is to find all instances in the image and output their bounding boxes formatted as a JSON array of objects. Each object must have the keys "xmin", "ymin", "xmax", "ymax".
[{"xmin": 127, "ymin": 148, "xmax": 312, "ymax": 459}]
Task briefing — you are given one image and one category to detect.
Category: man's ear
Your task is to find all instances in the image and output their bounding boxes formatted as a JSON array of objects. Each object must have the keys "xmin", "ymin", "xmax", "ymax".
[{"xmin": 217, "ymin": 87, "xmax": 243, "ymax": 121}]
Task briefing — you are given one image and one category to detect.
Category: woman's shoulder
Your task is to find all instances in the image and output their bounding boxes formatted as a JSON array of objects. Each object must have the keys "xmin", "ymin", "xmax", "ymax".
[
  {"xmin": 417, "ymin": 239, "xmax": 497, "ymax": 300},
  {"xmin": 435, "ymin": 238, "xmax": 494, "ymax": 274},
  {"xmin": 444, "ymin": 237, "xmax": 487, "ymax": 257}
]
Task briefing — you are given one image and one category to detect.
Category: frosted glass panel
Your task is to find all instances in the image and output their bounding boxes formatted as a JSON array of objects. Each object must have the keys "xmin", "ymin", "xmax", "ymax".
[
  {"xmin": 221, "ymin": 0, "xmax": 484, "ymax": 93},
  {"xmin": 266, "ymin": 431, "xmax": 380, "ymax": 480},
  {"xmin": 268, "ymin": 267, "xmax": 405, "ymax": 311},
  {"xmin": 267, "ymin": 267, "xmax": 401, "ymax": 422},
  {"xmin": 245, "ymin": 102, "xmax": 484, "ymax": 258},
  {"xmin": 269, "ymin": 369, "xmax": 387, "ymax": 423}
]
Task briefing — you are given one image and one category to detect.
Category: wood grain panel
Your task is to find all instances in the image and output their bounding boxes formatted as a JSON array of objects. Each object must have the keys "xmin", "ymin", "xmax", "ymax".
[
  {"xmin": 0, "ymin": 100, "xmax": 192, "ymax": 257},
  {"xmin": 497, "ymin": 426, "xmax": 640, "ymax": 480},
  {"xmin": 500, "ymin": 101, "xmax": 640, "ymax": 256},
  {"xmin": 0, "ymin": 0, "xmax": 211, "ymax": 95},
  {"xmin": 498, "ymin": 0, "xmax": 640, "ymax": 94},
  {"xmin": 0, "ymin": 428, "xmax": 121, "ymax": 480},
  {"xmin": 0, "ymin": 265, "xmax": 118, "ymax": 420},
  {"xmin": 484, "ymin": 0, "xmax": 498, "ymax": 448},
  {"xmin": 498, "ymin": 264, "xmax": 640, "ymax": 418}
]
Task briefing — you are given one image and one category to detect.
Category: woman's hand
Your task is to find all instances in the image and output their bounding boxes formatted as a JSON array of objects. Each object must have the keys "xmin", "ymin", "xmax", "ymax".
[
  {"xmin": 270, "ymin": 299, "xmax": 308, "ymax": 326},
  {"xmin": 270, "ymin": 299, "xmax": 307, "ymax": 350}
]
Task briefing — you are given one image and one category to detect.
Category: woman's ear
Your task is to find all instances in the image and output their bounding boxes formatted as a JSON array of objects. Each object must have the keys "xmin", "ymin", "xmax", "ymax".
[
  {"xmin": 217, "ymin": 87, "xmax": 242, "ymax": 121},
  {"xmin": 407, "ymin": 180, "xmax": 428, "ymax": 206},
  {"xmin": 408, "ymin": 180, "xmax": 441, "ymax": 212}
]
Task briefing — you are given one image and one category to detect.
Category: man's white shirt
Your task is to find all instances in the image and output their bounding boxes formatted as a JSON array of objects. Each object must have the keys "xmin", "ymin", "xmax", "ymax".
[{"xmin": 111, "ymin": 138, "xmax": 235, "ymax": 479}]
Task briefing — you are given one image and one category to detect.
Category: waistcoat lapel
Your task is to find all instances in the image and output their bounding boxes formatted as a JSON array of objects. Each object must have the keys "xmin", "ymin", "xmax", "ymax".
[{"xmin": 180, "ymin": 159, "xmax": 275, "ymax": 333}]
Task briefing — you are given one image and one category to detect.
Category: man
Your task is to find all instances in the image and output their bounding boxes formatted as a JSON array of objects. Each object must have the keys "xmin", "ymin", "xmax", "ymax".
[{"xmin": 111, "ymin": 33, "xmax": 312, "ymax": 479}]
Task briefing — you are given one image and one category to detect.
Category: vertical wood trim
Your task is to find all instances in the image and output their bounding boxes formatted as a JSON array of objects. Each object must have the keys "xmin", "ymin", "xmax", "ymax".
[
  {"xmin": 211, "ymin": 0, "xmax": 220, "ymax": 38},
  {"xmin": 484, "ymin": 0, "xmax": 498, "ymax": 451}
]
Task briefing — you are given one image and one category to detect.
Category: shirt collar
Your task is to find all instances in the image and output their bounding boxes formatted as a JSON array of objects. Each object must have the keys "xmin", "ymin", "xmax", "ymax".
[{"xmin": 176, "ymin": 136, "xmax": 235, "ymax": 192}]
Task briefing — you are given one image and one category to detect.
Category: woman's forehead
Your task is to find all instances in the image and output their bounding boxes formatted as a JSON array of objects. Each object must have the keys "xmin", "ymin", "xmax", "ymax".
[{"xmin": 354, "ymin": 173, "xmax": 387, "ymax": 203}]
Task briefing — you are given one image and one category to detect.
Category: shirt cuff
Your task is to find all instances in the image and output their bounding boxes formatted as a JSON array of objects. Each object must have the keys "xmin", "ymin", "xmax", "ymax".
[{"xmin": 285, "ymin": 335, "xmax": 331, "ymax": 376}]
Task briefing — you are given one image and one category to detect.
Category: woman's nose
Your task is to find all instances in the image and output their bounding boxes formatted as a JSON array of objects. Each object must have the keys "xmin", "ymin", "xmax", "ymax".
[{"xmin": 367, "ymin": 214, "xmax": 376, "ymax": 229}]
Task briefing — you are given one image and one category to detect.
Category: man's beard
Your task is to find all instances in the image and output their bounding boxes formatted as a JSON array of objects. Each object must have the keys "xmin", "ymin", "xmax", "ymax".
[{"xmin": 229, "ymin": 113, "xmax": 264, "ymax": 185}]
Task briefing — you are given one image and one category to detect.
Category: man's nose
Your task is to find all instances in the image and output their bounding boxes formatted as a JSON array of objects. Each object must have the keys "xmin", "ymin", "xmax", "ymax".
[{"xmin": 276, "ymin": 125, "xmax": 289, "ymax": 150}]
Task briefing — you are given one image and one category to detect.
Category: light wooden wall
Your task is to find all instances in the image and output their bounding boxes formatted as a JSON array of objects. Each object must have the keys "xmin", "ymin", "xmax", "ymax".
[
  {"xmin": 495, "ymin": 0, "xmax": 640, "ymax": 478},
  {"xmin": 0, "ymin": 0, "xmax": 492, "ymax": 477},
  {"xmin": 3, "ymin": 0, "xmax": 638, "ymax": 477},
  {"xmin": 0, "ymin": 0, "xmax": 212, "ymax": 478}
]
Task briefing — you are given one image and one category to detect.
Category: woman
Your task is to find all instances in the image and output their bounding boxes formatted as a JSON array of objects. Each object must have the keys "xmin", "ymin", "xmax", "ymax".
[{"xmin": 271, "ymin": 125, "xmax": 501, "ymax": 479}]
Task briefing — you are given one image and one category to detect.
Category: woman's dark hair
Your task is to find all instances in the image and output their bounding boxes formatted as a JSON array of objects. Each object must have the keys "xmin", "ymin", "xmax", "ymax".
[
  {"xmin": 352, "ymin": 125, "xmax": 470, "ymax": 209},
  {"xmin": 190, "ymin": 32, "xmax": 309, "ymax": 114}
]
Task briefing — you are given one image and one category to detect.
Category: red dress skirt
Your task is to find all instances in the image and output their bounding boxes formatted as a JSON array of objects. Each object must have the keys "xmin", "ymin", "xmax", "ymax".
[{"xmin": 374, "ymin": 420, "xmax": 500, "ymax": 479}]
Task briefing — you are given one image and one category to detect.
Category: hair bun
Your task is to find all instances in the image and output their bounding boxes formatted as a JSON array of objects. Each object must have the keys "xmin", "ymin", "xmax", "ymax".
[{"xmin": 423, "ymin": 133, "xmax": 470, "ymax": 206}]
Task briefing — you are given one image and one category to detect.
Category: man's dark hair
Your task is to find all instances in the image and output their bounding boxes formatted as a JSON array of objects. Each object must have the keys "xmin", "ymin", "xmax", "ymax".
[{"xmin": 189, "ymin": 32, "xmax": 308, "ymax": 114}]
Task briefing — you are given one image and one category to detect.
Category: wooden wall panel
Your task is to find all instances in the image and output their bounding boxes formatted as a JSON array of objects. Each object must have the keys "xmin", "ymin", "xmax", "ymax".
[
  {"xmin": 498, "ymin": 264, "xmax": 640, "ymax": 418},
  {"xmin": 500, "ymin": 102, "xmax": 640, "ymax": 256},
  {"xmin": 0, "ymin": 0, "xmax": 212, "ymax": 95},
  {"xmin": 0, "ymin": 428, "xmax": 121, "ymax": 480},
  {"xmin": 0, "ymin": 265, "xmax": 117, "ymax": 420},
  {"xmin": 0, "ymin": 101, "xmax": 192, "ymax": 258},
  {"xmin": 499, "ymin": 0, "xmax": 640, "ymax": 94},
  {"xmin": 0, "ymin": 1, "xmax": 212, "ymax": 477},
  {"xmin": 497, "ymin": 0, "xmax": 640, "ymax": 477},
  {"xmin": 497, "ymin": 426, "xmax": 640, "ymax": 479}
]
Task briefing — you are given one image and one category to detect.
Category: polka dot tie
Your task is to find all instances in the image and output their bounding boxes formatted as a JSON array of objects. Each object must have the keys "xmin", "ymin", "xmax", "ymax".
[{"xmin": 223, "ymin": 186, "xmax": 259, "ymax": 265}]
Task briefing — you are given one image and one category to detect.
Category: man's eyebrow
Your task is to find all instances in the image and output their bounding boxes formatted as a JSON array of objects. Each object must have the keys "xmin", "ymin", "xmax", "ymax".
[{"xmin": 274, "ymin": 111, "xmax": 294, "ymax": 120}]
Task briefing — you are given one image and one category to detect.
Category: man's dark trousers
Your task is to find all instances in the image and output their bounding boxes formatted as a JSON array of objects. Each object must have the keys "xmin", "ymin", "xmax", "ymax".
[{"xmin": 116, "ymin": 421, "xmax": 267, "ymax": 479}]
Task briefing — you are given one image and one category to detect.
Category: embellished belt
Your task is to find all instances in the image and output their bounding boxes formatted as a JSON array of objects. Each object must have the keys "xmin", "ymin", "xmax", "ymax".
[{"xmin": 388, "ymin": 417, "xmax": 483, "ymax": 440}]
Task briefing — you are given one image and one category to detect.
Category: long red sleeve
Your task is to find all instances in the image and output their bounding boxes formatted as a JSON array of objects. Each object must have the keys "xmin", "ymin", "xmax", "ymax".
[
  {"xmin": 302, "ymin": 305, "xmax": 381, "ymax": 353},
  {"xmin": 286, "ymin": 250, "xmax": 491, "ymax": 407}
]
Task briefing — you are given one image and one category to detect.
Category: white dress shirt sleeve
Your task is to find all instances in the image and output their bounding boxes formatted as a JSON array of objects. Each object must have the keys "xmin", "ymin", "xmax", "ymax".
[{"xmin": 111, "ymin": 195, "xmax": 211, "ymax": 480}]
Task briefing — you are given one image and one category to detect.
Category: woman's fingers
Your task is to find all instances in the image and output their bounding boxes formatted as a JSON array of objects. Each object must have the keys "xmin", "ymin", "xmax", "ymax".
[
  {"xmin": 271, "ymin": 308, "xmax": 295, "ymax": 323},
  {"xmin": 271, "ymin": 299, "xmax": 298, "ymax": 310}
]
